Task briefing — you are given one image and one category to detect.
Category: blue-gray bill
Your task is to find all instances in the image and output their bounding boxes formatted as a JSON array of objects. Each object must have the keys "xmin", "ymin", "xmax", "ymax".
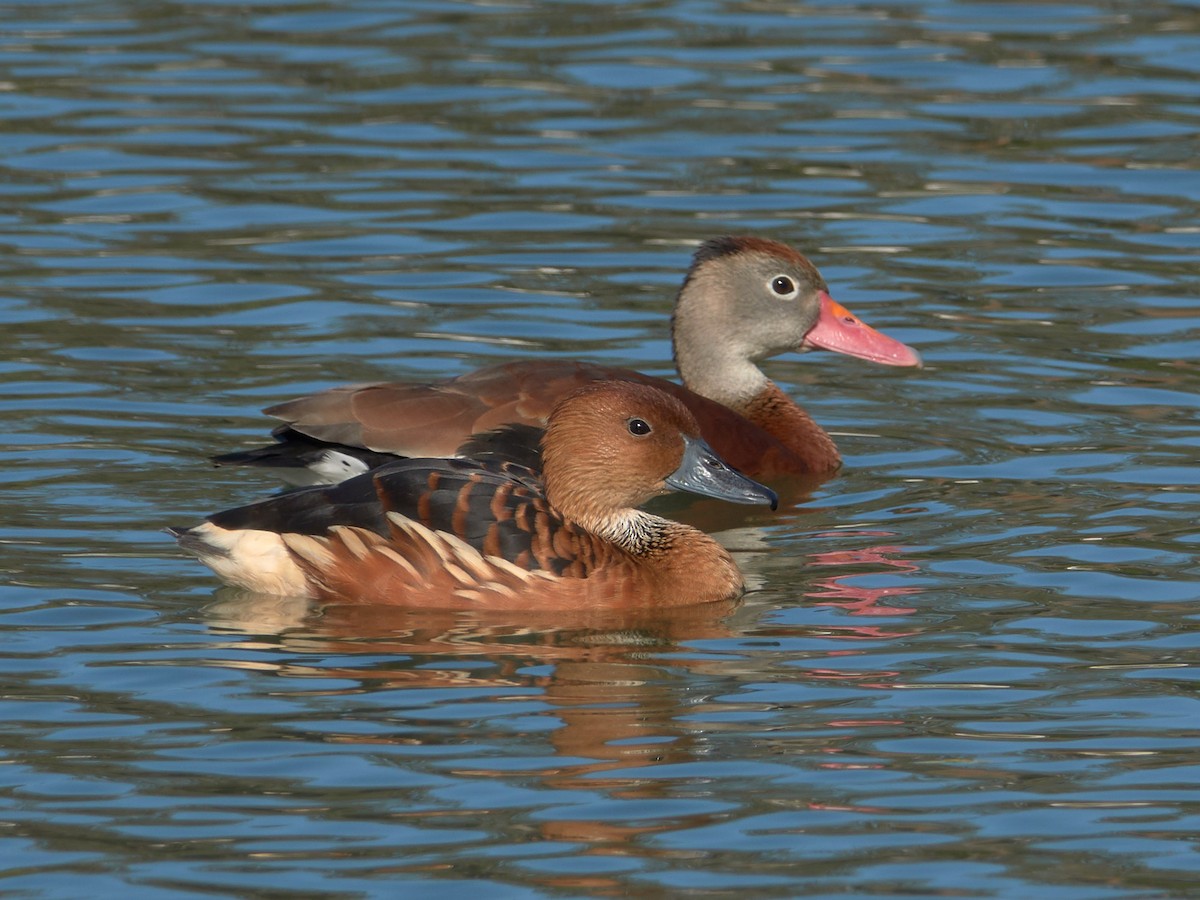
[{"xmin": 665, "ymin": 435, "xmax": 779, "ymax": 510}]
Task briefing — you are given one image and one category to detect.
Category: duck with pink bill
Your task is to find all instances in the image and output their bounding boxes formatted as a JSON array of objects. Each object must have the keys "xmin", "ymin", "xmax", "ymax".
[{"xmin": 213, "ymin": 235, "xmax": 921, "ymax": 486}]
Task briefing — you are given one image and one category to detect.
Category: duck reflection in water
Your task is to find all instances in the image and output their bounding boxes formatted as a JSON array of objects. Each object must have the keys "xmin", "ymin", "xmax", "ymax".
[
  {"xmin": 196, "ymin": 522, "xmax": 927, "ymax": 889},
  {"xmin": 805, "ymin": 532, "xmax": 922, "ymax": 619}
]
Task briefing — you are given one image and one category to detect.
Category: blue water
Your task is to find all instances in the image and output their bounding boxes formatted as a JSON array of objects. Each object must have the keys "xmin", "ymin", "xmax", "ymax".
[{"xmin": 2, "ymin": 0, "xmax": 1199, "ymax": 897}]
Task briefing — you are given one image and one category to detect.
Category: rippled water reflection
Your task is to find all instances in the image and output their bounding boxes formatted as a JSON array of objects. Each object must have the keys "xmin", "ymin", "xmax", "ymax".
[{"xmin": 3, "ymin": 0, "xmax": 1198, "ymax": 896}]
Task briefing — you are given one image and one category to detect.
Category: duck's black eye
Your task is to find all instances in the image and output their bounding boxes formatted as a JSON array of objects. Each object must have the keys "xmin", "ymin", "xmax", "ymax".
[
  {"xmin": 771, "ymin": 275, "xmax": 796, "ymax": 295},
  {"xmin": 627, "ymin": 418, "xmax": 652, "ymax": 436}
]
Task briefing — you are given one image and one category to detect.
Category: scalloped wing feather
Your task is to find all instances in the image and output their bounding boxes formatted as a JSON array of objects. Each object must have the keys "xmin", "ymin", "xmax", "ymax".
[
  {"xmin": 286, "ymin": 518, "xmax": 625, "ymax": 609},
  {"xmin": 371, "ymin": 458, "xmax": 595, "ymax": 576}
]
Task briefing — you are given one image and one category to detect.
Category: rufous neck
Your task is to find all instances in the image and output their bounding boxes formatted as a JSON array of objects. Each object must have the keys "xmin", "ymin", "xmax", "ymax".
[{"xmin": 742, "ymin": 381, "xmax": 840, "ymax": 472}]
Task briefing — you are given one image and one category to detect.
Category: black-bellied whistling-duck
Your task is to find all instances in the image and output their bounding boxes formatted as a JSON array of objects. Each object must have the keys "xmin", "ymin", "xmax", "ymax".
[{"xmin": 214, "ymin": 236, "xmax": 920, "ymax": 486}]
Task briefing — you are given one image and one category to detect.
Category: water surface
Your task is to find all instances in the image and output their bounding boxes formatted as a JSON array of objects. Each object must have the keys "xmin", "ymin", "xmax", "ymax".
[{"xmin": 2, "ymin": 0, "xmax": 1199, "ymax": 897}]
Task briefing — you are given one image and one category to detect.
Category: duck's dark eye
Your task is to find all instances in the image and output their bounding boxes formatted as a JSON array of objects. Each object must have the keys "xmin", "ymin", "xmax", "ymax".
[
  {"xmin": 771, "ymin": 275, "xmax": 796, "ymax": 295},
  {"xmin": 627, "ymin": 418, "xmax": 652, "ymax": 436}
]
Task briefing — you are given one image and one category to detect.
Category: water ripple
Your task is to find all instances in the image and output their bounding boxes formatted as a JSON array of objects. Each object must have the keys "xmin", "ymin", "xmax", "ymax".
[{"xmin": 1, "ymin": 0, "xmax": 1198, "ymax": 896}]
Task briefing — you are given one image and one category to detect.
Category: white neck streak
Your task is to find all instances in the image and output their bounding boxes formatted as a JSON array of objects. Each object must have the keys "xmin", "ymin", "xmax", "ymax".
[{"xmin": 579, "ymin": 508, "xmax": 670, "ymax": 556}]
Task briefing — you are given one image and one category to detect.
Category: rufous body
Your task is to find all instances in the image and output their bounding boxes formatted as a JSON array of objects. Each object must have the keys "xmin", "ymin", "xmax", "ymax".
[{"xmin": 176, "ymin": 381, "xmax": 778, "ymax": 610}]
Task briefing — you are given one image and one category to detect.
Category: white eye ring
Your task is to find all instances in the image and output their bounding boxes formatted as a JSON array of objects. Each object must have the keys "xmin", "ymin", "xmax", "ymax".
[{"xmin": 770, "ymin": 275, "xmax": 798, "ymax": 297}]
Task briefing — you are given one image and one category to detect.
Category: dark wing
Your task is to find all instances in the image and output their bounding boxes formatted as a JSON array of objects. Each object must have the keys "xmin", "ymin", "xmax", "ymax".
[
  {"xmin": 370, "ymin": 458, "xmax": 589, "ymax": 575},
  {"xmin": 211, "ymin": 426, "xmax": 400, "ymax": 477},
  {"xmin": 205, "ymin": 466, "xmax": 394, "ymax": 537},
  {"xmin": 455, "ymin": 423, "xmax": 546, "ymax": 471},
  {"xmin": 202, "ymin": 454, "xmax": 584, "ymax": 576}
]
